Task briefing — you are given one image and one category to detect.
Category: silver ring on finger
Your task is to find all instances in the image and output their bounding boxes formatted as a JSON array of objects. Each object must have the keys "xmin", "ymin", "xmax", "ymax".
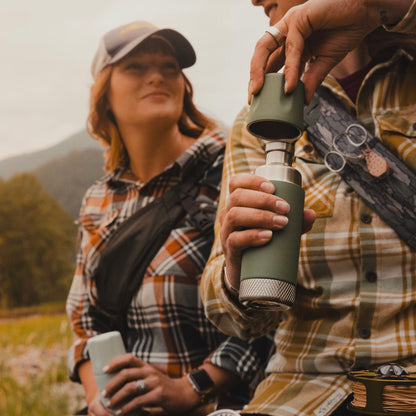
[
  {"xmin": 136, "ymin": 379, "xmax": 147, "ymax": 394},
  {"xmin": 265, "ymin": 26, "xmax": 285, "ymax": 47}
]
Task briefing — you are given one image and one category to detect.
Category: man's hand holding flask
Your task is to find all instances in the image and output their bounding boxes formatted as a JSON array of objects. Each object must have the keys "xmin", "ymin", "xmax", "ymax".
[{"xmin": 220, "ymin": 73, "xmax": 316, "ymax": 309}]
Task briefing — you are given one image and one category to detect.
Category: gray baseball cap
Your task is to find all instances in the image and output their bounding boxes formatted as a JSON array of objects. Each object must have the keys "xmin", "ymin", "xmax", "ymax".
[{"xmin": 91, "ymin": 21, "xmax": 196, "ymax": 78}]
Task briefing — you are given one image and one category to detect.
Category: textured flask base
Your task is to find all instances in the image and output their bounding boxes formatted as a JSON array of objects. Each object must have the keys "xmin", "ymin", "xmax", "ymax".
[{"xmin": 239, "ymin": 278, "xmax": 296, "ymax": 310}]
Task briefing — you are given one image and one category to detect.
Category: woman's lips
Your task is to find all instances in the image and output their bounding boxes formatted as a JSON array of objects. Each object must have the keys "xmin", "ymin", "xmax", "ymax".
[{"xmin": 142, "ymin": 91, "xmax": 169, "ymax": 99}]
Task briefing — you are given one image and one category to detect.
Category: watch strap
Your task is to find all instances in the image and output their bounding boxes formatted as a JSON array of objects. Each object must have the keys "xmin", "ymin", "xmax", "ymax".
[{"xmin": 187, "ymin": 369, "xmax": 215, "ymax": 403}]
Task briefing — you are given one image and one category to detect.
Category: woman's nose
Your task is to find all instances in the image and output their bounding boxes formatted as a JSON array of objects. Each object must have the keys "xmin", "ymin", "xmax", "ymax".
[{"xmin": 146, "ymin": 67, "xmax": 165, "ymax": 83}]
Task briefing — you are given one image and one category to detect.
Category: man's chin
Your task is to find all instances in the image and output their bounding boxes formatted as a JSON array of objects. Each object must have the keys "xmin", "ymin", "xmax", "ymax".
[{"xmin": 269, "ymin": 16, "xmax": 279, "ymax": 26}]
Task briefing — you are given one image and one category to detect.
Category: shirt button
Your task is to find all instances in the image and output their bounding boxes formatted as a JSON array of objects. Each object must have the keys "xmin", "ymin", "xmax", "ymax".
[
  {"xmin": 365, "ymin": 271, "xmax": 377, "ymax": 282},
  {"xmin": 358, "ymin": 328, "xmax": 371, "ymax": 339},
  {"xmin": 314, "ymin": 286, "xmax": 324, "ymax": 296},
  {"xmin": 303, "ymin": 144, "xmax": 314, "ymax": 153},
  {"xmin": 361, "ymin": 214, "xmax": 372, "ymax": 224}
]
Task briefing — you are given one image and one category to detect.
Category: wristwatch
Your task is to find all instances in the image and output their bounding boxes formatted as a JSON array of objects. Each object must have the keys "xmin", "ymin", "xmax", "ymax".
[{"xmin": 187, "ymin": 368, "xmax": 215, "ymax": 403}]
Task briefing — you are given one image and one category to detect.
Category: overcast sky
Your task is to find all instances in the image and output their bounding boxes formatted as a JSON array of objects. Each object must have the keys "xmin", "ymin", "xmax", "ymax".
[{"xmin": 0, "ymin": 0, "xmax": 267, "ymax": 161}]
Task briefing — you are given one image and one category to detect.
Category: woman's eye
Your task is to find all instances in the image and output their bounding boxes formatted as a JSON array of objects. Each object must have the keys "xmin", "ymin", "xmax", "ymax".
[
  {"xmin": 163, "ymin": 64, "xmax": 180, "ymax": 75},
  {"xmin": 126, "ymin": 63, "xmax": 145, "ymax": 72},
  {"xmin": 122, "ymin": 61, "xmax": 180, "ymax": 77}
]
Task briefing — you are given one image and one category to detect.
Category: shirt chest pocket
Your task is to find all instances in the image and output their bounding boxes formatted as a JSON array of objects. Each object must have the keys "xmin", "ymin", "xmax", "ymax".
[
  {"xmin": 376, "ymin": 105, "xmax": 416, "ymax": 173},
  {"xmin": 80, "ymin": 210, "xmax": 120, "ymax": 237}
]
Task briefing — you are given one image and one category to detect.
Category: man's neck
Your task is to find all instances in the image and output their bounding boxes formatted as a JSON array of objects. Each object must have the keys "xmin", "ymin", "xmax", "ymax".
[{"xmin": 330, "ymin": 43, "xmax": 372, "ymax": 79}]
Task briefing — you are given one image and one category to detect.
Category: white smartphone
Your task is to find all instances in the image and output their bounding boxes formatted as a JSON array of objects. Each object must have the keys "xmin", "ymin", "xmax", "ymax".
[{"xmin": 87, "ymin": 331, "xmax": 126, "ymax": 414}]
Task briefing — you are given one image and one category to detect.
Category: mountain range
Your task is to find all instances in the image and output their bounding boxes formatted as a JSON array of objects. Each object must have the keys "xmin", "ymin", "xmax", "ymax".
[
  {"xmin": 0, "ymin": 130, "xmax": 102, "ymax": 179},
  {"xmin": 0, "ymin": 130, "xmax": 105, "ymax": 218}
]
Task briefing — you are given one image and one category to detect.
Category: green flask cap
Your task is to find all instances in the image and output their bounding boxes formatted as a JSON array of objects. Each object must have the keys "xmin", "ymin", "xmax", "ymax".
[{"xmin": 247, "ymin": 73, "xmax": 304, "ymax": 141}]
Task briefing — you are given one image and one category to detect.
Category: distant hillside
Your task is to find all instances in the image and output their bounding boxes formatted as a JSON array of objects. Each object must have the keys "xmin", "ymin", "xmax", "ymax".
[
  {"xmin": 35, "ymin": 148, "xmax": 105, "ymax": 218},
  {"xmin": 0, "ymin": 130, "xmax": 101, "ymax": 179}
]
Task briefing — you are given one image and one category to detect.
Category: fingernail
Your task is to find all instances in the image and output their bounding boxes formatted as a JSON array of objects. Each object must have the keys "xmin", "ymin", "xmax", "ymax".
[
  {"xmin": 249, "ymin": 79, "xmax": 254, "ymax": 95},
  {"xmin": 106, "ymin": 400, "xmax": 112, "ymax": 409},
  {"xmin": 102, "ymin": 365, "xmax": 109, "ymax": 373},
  {"xmin": 273, "ymin": 215, "xmax": 289, "ymax": 226},
  {"xmin": 260, "ymin": 181, "xmax": 275, "ymax": 193},
  {"xmin": 101, "ymin": 389, "xmax": 107, "ymax": 398},
  {"xmin": 276, "ymin": 201, "xmax": 290, "ymax": 213},
  {"xmin": 258, "ymin": 230, "xmax": 273, "ymax": 240},
  {"xmin": 115, "ymin": 410, "xmax": 122, "ymax": 416}
]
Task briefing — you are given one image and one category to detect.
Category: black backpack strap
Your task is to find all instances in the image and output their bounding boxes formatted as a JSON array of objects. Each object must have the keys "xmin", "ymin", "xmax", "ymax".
[
  {"xmin": 180, "ymin": 192, "xmax": 217, "ymax": 238},
  {"xmin": 179, "ymin": 146, "xmax": 224, "ymax": 238},
  {"xmin": 304, "ymin": 87, "xmax": 416, "ymax": 251},
  {"xmin": 91, "ymin": 145, "xmax": 223, "ymax": 325}
]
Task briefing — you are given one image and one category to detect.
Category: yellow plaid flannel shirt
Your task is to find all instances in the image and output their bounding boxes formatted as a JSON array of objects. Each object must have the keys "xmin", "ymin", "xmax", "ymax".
[{"xmin": 201, "ymin": 2, "xmax": 416, "ymax": 415}]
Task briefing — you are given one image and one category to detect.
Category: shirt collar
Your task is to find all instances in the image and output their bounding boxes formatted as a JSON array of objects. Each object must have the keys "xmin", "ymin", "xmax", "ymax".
[
  {"xmin": 321, "ymin": 48, "xmax": 414, "ymax": 109},
  {"xmin": 106, "ymin": 129, "xmax": 224, "ymax": 191}
]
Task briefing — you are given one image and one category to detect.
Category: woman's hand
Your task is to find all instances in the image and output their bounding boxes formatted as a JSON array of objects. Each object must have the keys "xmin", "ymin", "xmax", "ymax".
[
  {"xmin": 220, "ymin": 173, "xmax": 315, "ymax": 292},
  {"xmin": 100, "ymin": 354, "xmax": 201, "ymax": 415},
  {"xmin": 249, "ymin": 0, "xmax": 411, "ymax": 103},
  {"xmin": 88, "ymin": 393, "xmax": 114, "ymax": 416}
]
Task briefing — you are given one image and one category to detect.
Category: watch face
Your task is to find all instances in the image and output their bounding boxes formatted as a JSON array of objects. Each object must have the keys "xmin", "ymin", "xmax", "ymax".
[
  {"xmin": 207, "ymin": 411, "xmax": 240, "ymax": 416},
  {"xmin": 188, "ymin": 369, "xmax": 215, "ymax": 393}
]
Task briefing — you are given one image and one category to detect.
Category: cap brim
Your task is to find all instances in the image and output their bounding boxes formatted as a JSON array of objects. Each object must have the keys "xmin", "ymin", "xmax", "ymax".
[{"xmin": 108, "ymin": 28, "xmax": 196, "ymax": 69}]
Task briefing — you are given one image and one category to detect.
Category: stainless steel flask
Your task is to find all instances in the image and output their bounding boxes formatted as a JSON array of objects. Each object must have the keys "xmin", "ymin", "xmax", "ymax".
[
  {"xmin": 239, "ymin": 141, "xmax": 304, "ymax": 309},
  {"xmin": 239, "ymin": 73, "xmax": 305, "ymax": 310}
]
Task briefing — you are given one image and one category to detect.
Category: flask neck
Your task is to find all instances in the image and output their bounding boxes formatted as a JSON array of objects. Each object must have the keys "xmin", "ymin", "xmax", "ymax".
[
  {"xmin": 257, "ymin": 141, "xmax": 301, "ymax": 185},
  {"xmin": 265, "ymin": 141, "xmax": 295, "ymax": 166}
]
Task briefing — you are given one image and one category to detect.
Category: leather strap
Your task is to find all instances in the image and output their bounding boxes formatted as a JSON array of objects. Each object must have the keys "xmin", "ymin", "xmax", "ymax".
[{"xmin": 304, "ymin": 86, "xmax": 416, "ymax": 252}]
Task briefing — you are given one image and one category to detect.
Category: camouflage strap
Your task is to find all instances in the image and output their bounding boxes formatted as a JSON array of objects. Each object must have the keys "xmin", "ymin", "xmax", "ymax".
[{"xmin": 304, "ymin": 86, "xmax": 416, "ymax": 252}]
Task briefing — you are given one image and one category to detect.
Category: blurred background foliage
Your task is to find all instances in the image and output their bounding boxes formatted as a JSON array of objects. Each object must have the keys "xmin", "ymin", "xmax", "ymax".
[
  {"xmin": 0, "ymin": 131, "xmax": 103, "ymax": 414},
  {"xmin": 0, "ymin": 131, "xmax": 104, "ymax": 308},
  {"xmin": 0, "ymin": 173, "xmax": 77, "ymax": 308},
  {"xmin": 0, "ymin": 313, "xmax": 85, "ymax": 415}
]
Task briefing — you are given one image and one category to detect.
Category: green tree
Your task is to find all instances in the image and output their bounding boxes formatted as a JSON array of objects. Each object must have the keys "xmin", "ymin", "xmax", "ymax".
[{"xmin": 0, "ymin": 173, "xmax": 76, "ymax": 307}]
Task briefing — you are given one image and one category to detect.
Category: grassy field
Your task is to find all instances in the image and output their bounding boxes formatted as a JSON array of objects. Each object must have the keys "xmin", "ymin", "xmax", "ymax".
[{"xmin": 0, "ymin": 306, "xmax": 85, "ymax": 415}]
